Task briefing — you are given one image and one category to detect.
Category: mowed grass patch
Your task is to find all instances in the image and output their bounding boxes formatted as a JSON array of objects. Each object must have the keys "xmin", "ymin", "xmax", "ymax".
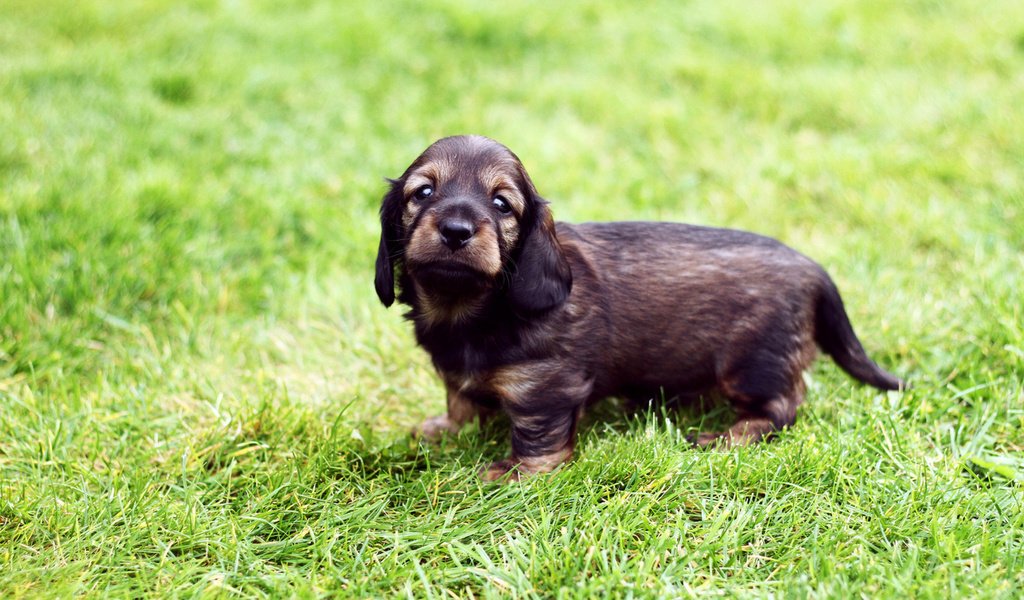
[{"xmin": 1, "ymin": 0, "xmax": 1022, "ymax": 597}]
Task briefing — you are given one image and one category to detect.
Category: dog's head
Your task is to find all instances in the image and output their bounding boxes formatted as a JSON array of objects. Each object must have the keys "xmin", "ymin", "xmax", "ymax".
[{"xmin": 375, "ymin": 135, "xmax": 572, "ymax": 321}]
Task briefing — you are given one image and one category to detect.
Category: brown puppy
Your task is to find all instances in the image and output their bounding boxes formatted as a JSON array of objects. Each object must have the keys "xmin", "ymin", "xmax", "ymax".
[{"xmin": 375, "ymin": 135, "xmax": 904, "ymax": 481}]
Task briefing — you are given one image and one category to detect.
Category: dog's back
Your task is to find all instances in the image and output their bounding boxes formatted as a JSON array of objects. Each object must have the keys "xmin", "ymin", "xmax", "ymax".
[
  {"xmin": 556, "ymin": 222, "xmax": 821, "ymax": 395},
  {"xmin": 556, "ymin": 221, "xmax": 901, "ymax": 400}
]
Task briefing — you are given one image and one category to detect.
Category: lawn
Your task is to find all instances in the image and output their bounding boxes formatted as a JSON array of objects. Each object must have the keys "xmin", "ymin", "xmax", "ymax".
[{"xmin": 1, "ymin": 0, "xmax": 1022, "ymax": 597}]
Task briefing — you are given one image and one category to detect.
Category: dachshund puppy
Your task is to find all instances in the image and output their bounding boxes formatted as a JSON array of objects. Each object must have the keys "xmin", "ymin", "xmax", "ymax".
[{"xmin": 375, "ymin": 135, "xmax": 904, "ymax": 481}]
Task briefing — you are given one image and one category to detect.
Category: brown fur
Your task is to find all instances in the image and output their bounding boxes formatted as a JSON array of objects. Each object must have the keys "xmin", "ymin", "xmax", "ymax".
[{"xmin": 375, "ymin": 135, "xmax": 905, "ymax": 481}]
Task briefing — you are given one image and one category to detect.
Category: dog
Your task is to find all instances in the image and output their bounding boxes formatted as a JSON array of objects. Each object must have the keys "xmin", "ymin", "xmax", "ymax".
[{"xmin": 374, "ymin": 135, "xmax": 904, "ymax": 481}]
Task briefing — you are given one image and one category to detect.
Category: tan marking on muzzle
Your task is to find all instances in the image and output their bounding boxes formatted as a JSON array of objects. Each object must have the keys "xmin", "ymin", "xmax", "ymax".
[
  {"xmin": 406, "ymin": 212, "xmax": 442, "ymax": 264},
  {"xmin": 406, "ymin": 213, "xmax": 502, "ymax": 277},
  {"xmin": 465, "ymin": 225, "xmax": 502, "ymax": 275}
]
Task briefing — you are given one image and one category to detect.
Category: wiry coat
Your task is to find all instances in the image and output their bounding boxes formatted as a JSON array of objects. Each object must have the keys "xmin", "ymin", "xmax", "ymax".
[{"xmin": 375, "ymin": 135, "xmax": 903, "ymax": 481}]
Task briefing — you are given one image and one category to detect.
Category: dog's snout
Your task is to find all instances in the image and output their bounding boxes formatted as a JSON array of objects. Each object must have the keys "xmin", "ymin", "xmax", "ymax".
[{"xmin": 439, "ymin": 219, "xmax": 475, "ymax": 250}]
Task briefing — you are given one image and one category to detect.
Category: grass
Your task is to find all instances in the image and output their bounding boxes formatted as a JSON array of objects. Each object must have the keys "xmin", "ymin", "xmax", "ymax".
[{"xmin": 1, "ymin": 0, "xmax": 1022, "ymax": 596}]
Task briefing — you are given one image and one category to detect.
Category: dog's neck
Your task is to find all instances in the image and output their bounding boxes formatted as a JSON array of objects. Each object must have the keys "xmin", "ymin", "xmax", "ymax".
[
  {"xmin": 398, "ymin": 274, "xmax": 502, "ymax": 330},
  {"xmin": 404, "ymin": 283, "xmax": 535, "ymax": 375},
  {"xmin": 412, "ymin": 283, "xmax": 489, "ymax": 328}
]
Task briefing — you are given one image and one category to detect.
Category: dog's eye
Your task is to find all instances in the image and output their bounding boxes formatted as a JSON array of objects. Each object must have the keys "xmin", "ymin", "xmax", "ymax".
[
  {"xmin": 492, "ymin": 195, "xmax": 512, "ymax": 214},
  {"xmin": 414, "ymin": 185, "xmax": 434, "ymax": 200}
]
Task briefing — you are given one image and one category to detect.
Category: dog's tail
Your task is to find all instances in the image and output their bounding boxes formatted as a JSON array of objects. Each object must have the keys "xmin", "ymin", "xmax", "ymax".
[{"xmin": 814, "ymin": 276, "xmax": 905, "ymax": 391}]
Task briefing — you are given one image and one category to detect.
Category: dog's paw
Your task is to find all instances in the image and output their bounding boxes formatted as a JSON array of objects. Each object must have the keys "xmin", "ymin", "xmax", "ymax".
[
  {"xmin": 412, "ymin": 415, "xmax": 458, "ymax": 442},
  {"xmin": 480, "ymin": 459, "xmax": 521, "ymax": 482}
]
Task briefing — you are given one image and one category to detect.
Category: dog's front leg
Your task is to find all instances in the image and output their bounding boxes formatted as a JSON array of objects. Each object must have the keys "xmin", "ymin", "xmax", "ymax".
[
  {"xmin": 481, "ymin": 405, "xmax": 580, "ymax": 482},
  {"xmin": 413, "ymin": 388, "xmax": 490, "ymax": 441}
]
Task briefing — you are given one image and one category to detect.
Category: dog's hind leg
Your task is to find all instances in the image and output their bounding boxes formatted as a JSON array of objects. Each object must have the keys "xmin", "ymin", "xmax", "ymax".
[
  {"xmin": 694, "ymin": 392, "xmax": 800, "ymax": 447},
  {"xmin": 696, "ymin": 345, "xmax": 809, "ymax": 448}
]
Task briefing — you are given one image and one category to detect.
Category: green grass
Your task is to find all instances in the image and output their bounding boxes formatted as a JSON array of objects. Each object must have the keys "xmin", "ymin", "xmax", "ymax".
[{"xmin": 1, "ymin": 0, "xmax": 1022, "ymax": 597}]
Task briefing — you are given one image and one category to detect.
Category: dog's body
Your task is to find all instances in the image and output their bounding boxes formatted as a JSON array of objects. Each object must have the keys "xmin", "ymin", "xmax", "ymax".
[{"xmin": 375, "ymin": 135, "xmax": 903, "ymax": 481}]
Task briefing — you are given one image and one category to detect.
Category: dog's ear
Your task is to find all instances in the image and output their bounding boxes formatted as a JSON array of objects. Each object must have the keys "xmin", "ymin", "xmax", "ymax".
[
  {"xmin": 508, "ymin": 198, "xmax": 572, "ymax": 315},
  {"xmin": 374, "ymin": 179, "xmax": 405, "ymax": 307}
]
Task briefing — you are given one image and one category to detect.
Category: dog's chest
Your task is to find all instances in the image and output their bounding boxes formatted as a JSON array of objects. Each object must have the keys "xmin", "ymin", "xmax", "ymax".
[
  {"xmin": 444, "ymin": 370, "xmax": 502, "ymax": 408},
  {"xmin": 425, "ymin": 337, "xmax": 494, "ymax": 375},
  {"xmin": 418, "ymin": 332, "xmax": 520, "ymax": 407},
  {"xmin": 416, "ymin": 320, "xmax": 529, "ymax": 374}
]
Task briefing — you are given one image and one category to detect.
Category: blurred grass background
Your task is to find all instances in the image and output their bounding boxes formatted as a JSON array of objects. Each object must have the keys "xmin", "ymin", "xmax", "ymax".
[{"xmin": 1, "ymin": 0, "xmax": 1022, "ymax": 597}]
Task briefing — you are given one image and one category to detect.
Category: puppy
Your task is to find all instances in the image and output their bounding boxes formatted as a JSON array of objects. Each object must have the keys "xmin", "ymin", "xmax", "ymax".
[{"xmin": 375, "ymin": 135, "xmax": 904, "ymax": 481}]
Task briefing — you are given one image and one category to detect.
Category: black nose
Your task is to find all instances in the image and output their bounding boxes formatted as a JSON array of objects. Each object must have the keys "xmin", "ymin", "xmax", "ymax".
[{"xmin": 439, "ymin": 219, "xmax": 474, "ymax": 250}]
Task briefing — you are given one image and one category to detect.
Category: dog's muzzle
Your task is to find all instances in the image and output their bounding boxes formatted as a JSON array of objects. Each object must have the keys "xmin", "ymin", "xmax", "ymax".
[{"xmin": 439, "ymin": 218, "xmax": 475, "ymax": 251}]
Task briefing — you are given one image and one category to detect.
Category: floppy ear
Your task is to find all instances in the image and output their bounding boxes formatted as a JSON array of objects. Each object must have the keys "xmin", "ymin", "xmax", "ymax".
[
  {"xmin": 374, "ymin": 180, "xmax": 405, "ymax": 307},
  {"xmin": 508, "ymin": 199, "xmax": 572, "ymax": 315}
]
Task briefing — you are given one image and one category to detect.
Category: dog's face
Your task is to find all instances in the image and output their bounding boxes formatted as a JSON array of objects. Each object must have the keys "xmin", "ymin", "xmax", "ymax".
[{"xmin": 375, "ymin": 136, "xmax": 572, "ymax": 321}]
